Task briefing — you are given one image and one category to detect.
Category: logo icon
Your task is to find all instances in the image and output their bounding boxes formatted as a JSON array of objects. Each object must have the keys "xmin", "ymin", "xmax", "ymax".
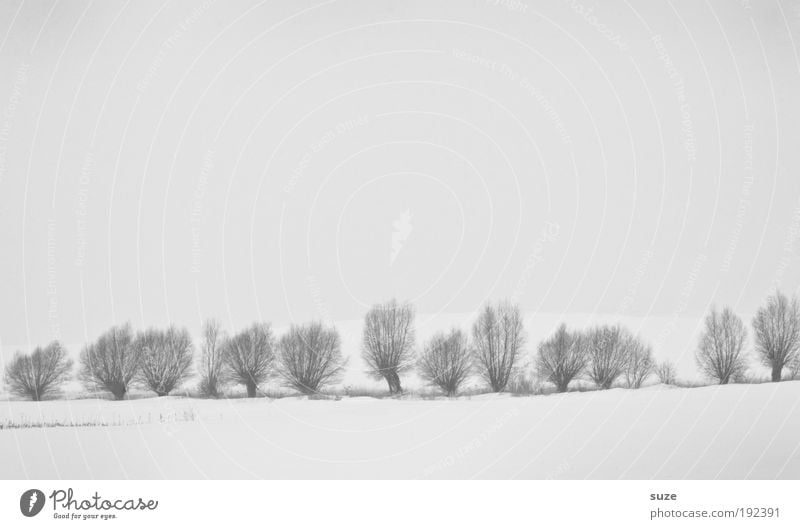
[
  {"xmin": 20, "ymin": 489, "xmax": 45, "ymax": 517},
  {"xmin": 390, "ymin": 209, "xmax": 413, "ymax": 266}
]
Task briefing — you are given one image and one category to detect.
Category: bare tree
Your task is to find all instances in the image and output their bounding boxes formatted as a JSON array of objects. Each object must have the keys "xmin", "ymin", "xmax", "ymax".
[
  {"xmin": 79, "ymin": 323, "xmax": 140, "ymax": 400},
  {"xmin": 752, "ymin": 291, "xmax": 800, "ymax": 382},
  {"xmin": 586, "ymin": 325, "xmax": 632, "ymax": 389},
  {"xmin": 418, "ymin": 328, "xmax": 473, "ymax": 396},
  {"xmin": 625, "ymin": 337, "xmax": 655, "ymax": 389},
  {"xmin": 223, "ymin": 322, "xmax": 276, "ymax": 397},
  {"xmin": 277, "ymin": 322, "xmax": 345, "ymax": 395},
  {"xmin": 787, "ymin": 355, "xmax": 800, "ymax": 381},
  {"xmin": 696, "ymin": 306, "xmax": 748, "ymax": 384},
  {"xmin": 472, "ymin": 301, "xmax": 526, "ymax": 392},
  {"xmin": 134, "ymin": 326, "xmax": 194, "ymax": 396},
  {"xmin": 654, "ymin": 360, "xmax": 677, "ymax": 385},
  {"xmin": 198, "ymin": 319, "xmax": 226, "ymax": 398},
  {"xmin": 361, "ymin": 299, "xmax": 415, "ymax": 394},
  {"xmin": 536, "ymin": 323, "xmax": 587, "ymax": 393},
  {"xmin": 3, "ymin": 341, "xmax": 73, "ymax": 400}
]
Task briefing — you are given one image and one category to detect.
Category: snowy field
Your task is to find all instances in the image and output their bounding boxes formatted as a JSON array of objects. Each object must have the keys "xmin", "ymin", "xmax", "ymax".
[{"xmin": 2, "ymin": 381, "xmax": 799, "ymax": 479}]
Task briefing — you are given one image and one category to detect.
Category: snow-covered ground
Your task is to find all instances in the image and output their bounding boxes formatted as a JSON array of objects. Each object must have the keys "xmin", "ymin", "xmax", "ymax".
[{"xmin": 2, "ymin": 381, "xmax": 799, "ymax": 479}]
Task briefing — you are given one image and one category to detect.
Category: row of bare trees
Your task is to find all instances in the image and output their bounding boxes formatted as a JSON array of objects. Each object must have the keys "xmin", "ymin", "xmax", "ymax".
[
  {"xmin": 368, "ymin": 301, "xmax": 666, "ymax": 396},
  {"xmin": 4, "ymin": 291, "xmax": 800, "ymax": 400},
  {"xmin": 534, "ymin": 323, "xmax": 657, "ymax": 393},
  {"xmin": 695, "ymin": 291, "xmax": 800, "ymax": 384},
  {"xmin": 0, "ymin": 299, "xmax": 527, "ymax": 400},
  {"xmin": 2, "ymin": 320, "xmax": 345, "ymax": 401},
  {"xmin": 356, "ymin": 291, "xmax": 800, "ymax": 394},
  {"xmin": 365, "ymin": 300, "xmax": 525, "ymax": 396},
  {"xmin": 78, "ymin": 324, "xmax": 194, "ymax": 399}
]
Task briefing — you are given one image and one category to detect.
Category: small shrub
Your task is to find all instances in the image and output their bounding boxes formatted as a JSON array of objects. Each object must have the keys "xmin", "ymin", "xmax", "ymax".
[
  {"xmin": 655, "ymin": 360, "xmax": 677, "ymax": 385},
  {"xmin": 506, "ymin": 374, "xmax": 545, "ymax": 395}
]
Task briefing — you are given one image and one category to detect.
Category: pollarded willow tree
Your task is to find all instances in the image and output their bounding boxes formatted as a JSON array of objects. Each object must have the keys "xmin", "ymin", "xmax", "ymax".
[
  {"xmin": 3, "ymin": 341, "xmax": 73, "ymax": 401},
  {"xmin": 696, "ymin": 306, "xmax": 748, "ymax": 385},
  {"xmin": 361, "ymin": 299, "xmax": 415, "ymax": 394},
  {"xmin": 472, "ymin": 301, "xmax": 525, "ymax": 392},
  {"xmin": 417, "ymin": 328, "xmax": 473, "ymax": 396},
  {"xmin": 624, "ymin": 337, "xmax": 655, "ymax": 389},
  {"xmin": 278, "ymin": 321, "xmax": 345, "ymax": 395},
  {"xmin": 585, "ymin": 324, "xmax": 632, "ymax": 389},
  {"xmin": 752, "ymin": 291, "xmax": 800, "ymax": 382},
  {"xmin": 535, "ymin": 323, "xmax": 587, "ymax": 393},
  {"xmin": 134, "ymin": 326, "xmax": 194, "ymax": 396},
  {"xmin": 79, "ymin": 323, "xmax": 140, "ymax": 400},
  {"xmin": 223, "ymin": 322, "xmax": 276, "ymax": 398},
  {"xmin": 198, "ymin": 319, "xmax": 227, "ymax": 398}
]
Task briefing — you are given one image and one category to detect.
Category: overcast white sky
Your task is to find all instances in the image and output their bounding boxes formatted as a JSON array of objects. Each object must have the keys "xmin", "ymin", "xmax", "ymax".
[{"xmin": 1, "ymin": 0, "xmax": 799, "ymax": 380}]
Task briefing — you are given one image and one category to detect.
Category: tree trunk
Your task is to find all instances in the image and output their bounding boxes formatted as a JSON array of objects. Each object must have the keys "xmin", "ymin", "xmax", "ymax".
[
  {"xmin": 772, "ymin": 364, "xmax": 782, "ymax": 383},
  {"xmin": 246, "ymin": 381, "xmax": 257, "ymax": 398},
  {"xmin": 299, "ymin": 383, "xmax": 316, "ymax": 396},
  {"xmin": 385, "ymin": 372, "xmax": 402, "ymax": 394},
  {"xmin": 556, "ymin": 381, "xmax": 569, "ymax": 393},
  {"xmin": 109, "ymin": 382, "xmax": 126, "ymax": 400}
]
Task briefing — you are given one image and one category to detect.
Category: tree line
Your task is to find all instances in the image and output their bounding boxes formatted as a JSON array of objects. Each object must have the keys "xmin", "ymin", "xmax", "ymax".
[{"xmin": 3, "ymin": 291, "xmax": 800, "ymax": 401}]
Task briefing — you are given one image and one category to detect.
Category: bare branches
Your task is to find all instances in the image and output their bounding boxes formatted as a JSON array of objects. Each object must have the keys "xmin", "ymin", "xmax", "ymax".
[
  {"xmin": 418, "ymin": 328, "xmax": 473, "ymax": 396},
  {"xmin": 222, "ymin": 322, "xmax": 275, "ymax": 397},
  {"xmin": 625, "ymin": 337, "xmax": 654, "ymax": 389},
  {"xmin": 3, "ymin": 341, "xmax": 73, "ymax": 401},
  {"xmin": 655, "ymin": 361, "xmax": 677, "ymax": 385},
  {"xmin": 585, "ymin": 325, "xmax": 632, "ymax": 389},
  {"xmin": 788, "ymin": 356, "xmax": 800, "ymax": 381},
  {"xmin": 134, "ymin": 326, "xmax": 194, "ymax": 396},
  {"xmin": 198, "ymin": 319, "xmax": 226, "ymax": 398},
  {"xmin": 20, "ymin": 294, "xmax": 800, "ymax": 402},
  {"xmin": 79, "ymin": 324, "xmax": 140, "ymax": 400},
  {"xmin": 472, "ymin": 301, "xmax": 525, "ymax": 392},
  {"xmin": 536, "ymin": 323, "xmax": 586, "ymax": 392},
  {"xmin": 696, "ymin": 306, "xmax": 748, "ymax": 384},
  {"xmin": 278, "ymin": 322, "xmax": 345, "ymax": 395},
  {"xmin": 752, "ymin": 291, "xmax": 800, "ymax": 382},
  {"xmin": 361, "ymin": 299, "xmax": 415, "ymax": 394}
]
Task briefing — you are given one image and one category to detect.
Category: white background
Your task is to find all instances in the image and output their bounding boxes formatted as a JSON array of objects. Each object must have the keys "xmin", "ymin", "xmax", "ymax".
[{"xmin": 1, "ymin": 480, "xmax": 798, "ymax": 528}]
